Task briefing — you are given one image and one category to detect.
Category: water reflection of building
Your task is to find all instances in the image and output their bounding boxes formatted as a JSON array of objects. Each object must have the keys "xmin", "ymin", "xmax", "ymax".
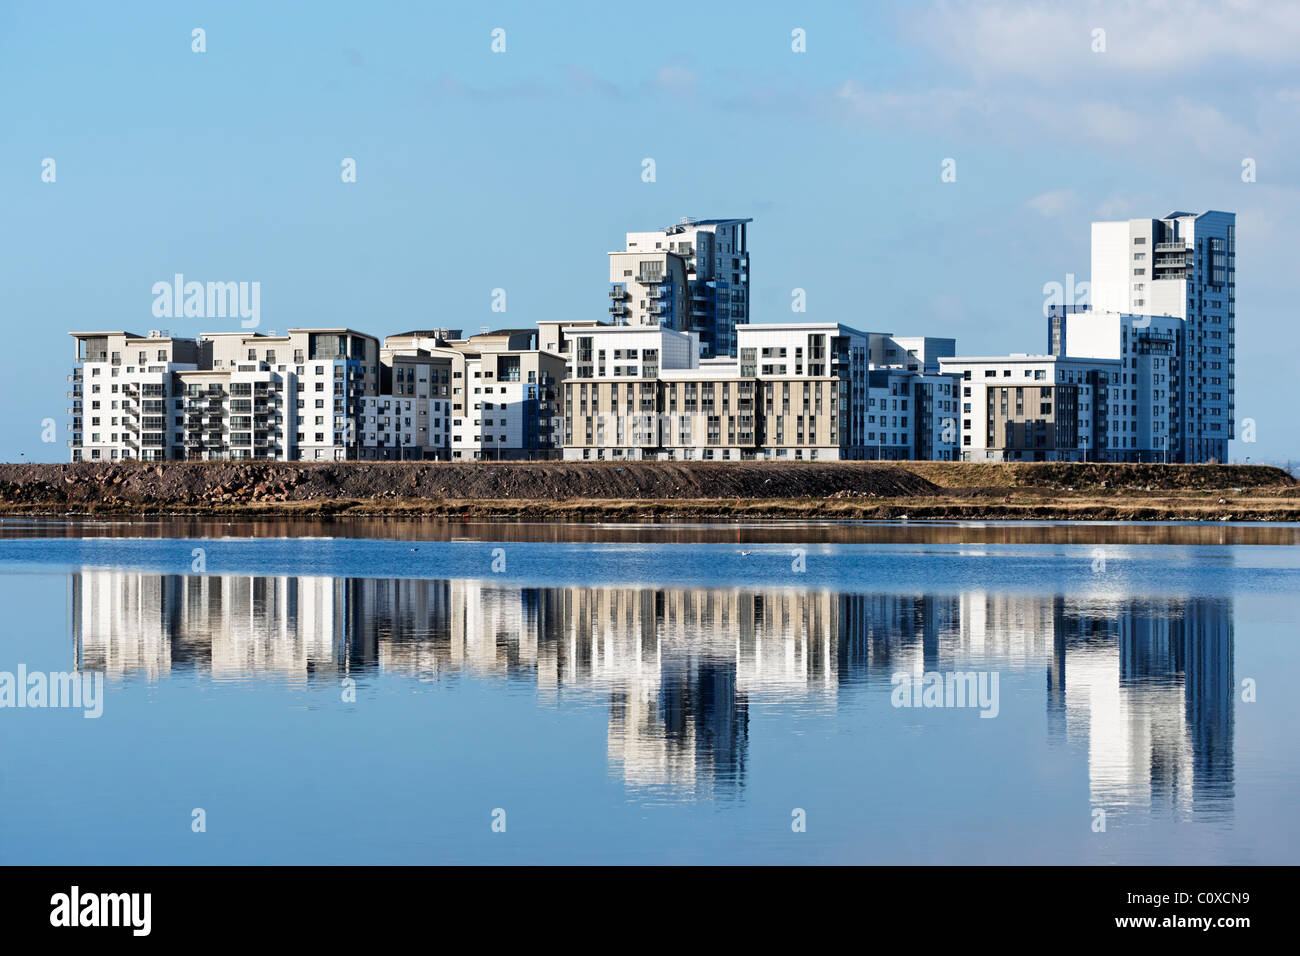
[
  {"xmin": 1050, "ymin": 596, "xmax": 1235, "ymax": 815},
  {"xmin": 70, "ymin": 571, "xmax": 1234, "ymax": 808}
]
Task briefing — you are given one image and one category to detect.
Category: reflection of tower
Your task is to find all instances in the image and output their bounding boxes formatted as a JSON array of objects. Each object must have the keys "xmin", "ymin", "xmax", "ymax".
[
  {"xmin": 694, "ymin": 661, "xmax": 747, "ymax": 791},
  {"xmin": 1047, "ymin": 596, "xmax": 1067, "ymax": 740},
  {"xmin": 1183, "ymin": 599, "xmax": 1235, "ymax": 811},
  {"xmin": 1057, "ymin": 596, "xmax": 1234, "ymax": 816},
  {"xmin": 70, "ymin": 569, "xmax": 1241, "ymax": 809},
  {"xmin": 834, "ymin": 593, "xmax": 959, "ymax": 685},
  {"xmin": 1049, "ymin": 598, "xmax": 1118, "ymax": 743}
]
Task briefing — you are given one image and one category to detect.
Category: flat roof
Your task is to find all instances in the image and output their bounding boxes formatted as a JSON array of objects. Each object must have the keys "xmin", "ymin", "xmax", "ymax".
[
  {"xmin": 941, "ymin": 354, "xmax": 1120, "ymax": 364},
  {"xmin": 660, "ymin": 365, "xmax": 741, "ymax": 380},
  {"xmin": 631, "ymin": 218, "xmax": 754, "ymax": 231},
  {"xmin": 286, "ymin": 328, "xmax": 377, "ymax": 337},
  {"xmin": 736, "ymin": 321, "xmax": 876, "ymax": 337},
  {"xmin": 561, "ymin": 324, "xmax": 693, "ymax": 335}
]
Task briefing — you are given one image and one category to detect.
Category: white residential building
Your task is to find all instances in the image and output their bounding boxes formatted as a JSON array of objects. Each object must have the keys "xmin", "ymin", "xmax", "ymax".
[
  {"xmin": 622, "ymin": 217, "xmax": 752, "ymax": 357},
  {"xmin": 939, "ymin": 354, "xmax": 1121, "ymax": 462},
  {"xmin": 559, "ymin": 321, "xmax": 959, "ymax": 461},
  {"xmin": 607, "ymin": 251, "xmax": 691, "ymax": 333},
  {"xmin": 370, "ymin": 328, "xmax": 565, "ymax": 460},
  {"xmin": 1087, "ymin": 210, "xmax": 1235, "ymax": 462},
  {"xmin": 69, "ymin": 328, "xmax": 378, "ymax": 462},
  {"xmin": 69, "ymin": 326, "xmax": 564, "ymax": 463},
  {"xmin": 1046, "ymin": 310, "xmax": 1182, "ymax": 461}
]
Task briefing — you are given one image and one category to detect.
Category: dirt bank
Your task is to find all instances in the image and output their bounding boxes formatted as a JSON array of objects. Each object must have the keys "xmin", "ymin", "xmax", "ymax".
[
  {"xmin": 0, "ymin": 460, "xmax": 1294, "ymax": 521},
  {"xmin": 0, "ymin": 460, "xmax": 940, "ymax": 508}
]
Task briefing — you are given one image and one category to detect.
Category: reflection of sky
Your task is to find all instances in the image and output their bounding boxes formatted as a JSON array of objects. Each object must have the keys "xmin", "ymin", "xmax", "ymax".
[
  {"xmin": 4, "ymin": 532, "xmax": 1300, "ymax": 599},
  {"xmin": 1, "ymin": 551, "xmax": 1293, "ymax": 864},
  {"xmin": 70, "ymin": 571, "xmax": 1236, "ymax": 815}
]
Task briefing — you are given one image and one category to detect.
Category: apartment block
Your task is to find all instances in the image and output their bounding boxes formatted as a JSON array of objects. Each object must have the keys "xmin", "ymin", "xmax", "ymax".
[
  {"xmin": 370, "ymin": 328, "xmax": 565, "ymax": 460},
  {"xmin": 1088, "ymin": 210, "xmax": 1235, "ymax": 462},
  {"xmin": 559, "ymin": 321, "xmax": 958, "ymax": 461},
  {"xmin": 939, "ymin": 354, "xmax": 1119, "ymax": 462},
  {"xmin": 863, "ymin": 334, "xmax": 961, "ymax": 460},
  {"xmin": 607, "ymin": 251, "xmax": 691, "ymax": 332},
  {"xmin": 740, "ymin": 322, "xmax": 869, "ymax": 460},
  {"xmin": 560, "ymin": 324, "xmax": 699, "ymax": 460},
  {"xmin": 864, "ymin": 367, "xmax": 962, "ymax": 461},
  {"xmin": 68, "ymin": 328, "xmax": 378, "ymax": 462},
  {"xmin": 870, "ymin": 335, "xmax": 956, "ymax": 372},
  {"xmin": 67, "ymin": 209, "xmax": 1234, "ymax": 466},
  {"xmin": 68, "ymin": 325, "xmax": 567, "ymax": 463},
  {"xmin": 622, "ymin": 217, "xmax": 752, "ymax": 357},
  {"xmin": 1047, "ymin": 309, "xmax": 1183, "ymax": 461}
]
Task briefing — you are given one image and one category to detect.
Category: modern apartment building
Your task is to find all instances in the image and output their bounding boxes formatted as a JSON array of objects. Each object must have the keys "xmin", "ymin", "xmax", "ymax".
[
  {"xmin": 68, "ymin": 328, "xmax": 378, "ymax": 462},
  {"xmin": 559, "ymin": 321, "xmax": 960, "ymax": 461},
  {"xmin": 559, "ymin": 324, "xmax": 699, "ymax": 459},
  {"xmin": 740, "ymin": 322, "xmax": 871, "ymax": 460},
  {"xmin": 939, "ymin": 354, "xmax": 1119, "ymax": 462},
  {"xmin": 622, "ymin": 217, "xmax": 752, "ymax": 357},
  {"xmin": 68, "ymin": 326, "xmax": 563, "ymax": 462},
  {"xmin": 1087, "ymin": 210, "xmax": 1235, "ymax": 462},
  {"xmin": 1047, "ymin": 309, "xmax": 1183, "ymax": 461},
  {"xmin": 607, "ymin": 250, "xmax": 691, "ymax": 333},
  {"xmin": 365, "ymin": 328, "xmax": 565, "ymax": 460},
  {"xmin": 358, "ymin": 339, "xmax": 454, "ymax": 460},
  {"xmin": 66, "ymin": 210, "xmax": 1234, "ymax": 466}
]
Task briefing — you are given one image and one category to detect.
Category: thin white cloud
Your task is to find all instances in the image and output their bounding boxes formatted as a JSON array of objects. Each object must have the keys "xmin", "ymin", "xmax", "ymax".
[
  {"xmin": 655, "ymin": 64, "xmax": 698, "ymax": 92},
  {"xmin": 1027, "ymin": 189, "xmax": 1079, "ymax": 216},
  {"xmin": 833, "ymin": 81, "xmax": 987, "ymax": 128},
  {"xmin": 909, "ymin": 0, "xmax": 1300, "ymax": 79}
]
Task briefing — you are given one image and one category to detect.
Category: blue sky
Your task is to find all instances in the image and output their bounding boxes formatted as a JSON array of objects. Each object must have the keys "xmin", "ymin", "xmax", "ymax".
[{"xmin": 3, "ymin": 0, "xmax": 1298, "ymax": 461}]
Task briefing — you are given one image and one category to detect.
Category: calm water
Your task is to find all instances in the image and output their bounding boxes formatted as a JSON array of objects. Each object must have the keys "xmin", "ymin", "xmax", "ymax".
[{"xmin": 1, "ymin": 517, "xmax": 1297, "ymax": 864}]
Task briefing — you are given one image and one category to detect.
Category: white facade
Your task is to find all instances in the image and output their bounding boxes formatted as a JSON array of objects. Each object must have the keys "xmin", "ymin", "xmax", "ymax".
[
  {"xmin": 607, "ymin": 251, "xmax": 691, "ymax": 332},
  {"xmin": 69, "ymin": 329, "xmax": 377, "ymax": 462},
  {"xmin": 564, "ymin": 324, "xmax": 699, "ymax": 380},
  {"xmin": 560, "ymin": 321, "xmax": 959, "ymax": 462},
  {"xmin": 1048, "ymin": 310, "xmax": 1182, "ymax": 461},
  {"xmin": 452, "ymin": 355, "xmax": 556, "ymax": 460},
  {"xmin": 940, "ymin": 354, "xmax": 1120, "ymax": 461},
  {"xmin": 375, "ymin": 330, "xmax": 565, "ymax": 461},
  {"xmin": 69, "ymin": 333, "xmax": 201, "ymax": 462},
  {"xmin": 623, "ymin": 217, "xmax": 752, "ymax": 357},
  {"xmin": 1086, "ymin": 210, "xmax": 1235, "ymax": 462},
  {"xmin": 360, "ymin": 394, "xmax": 451, "ymax": 457}
]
